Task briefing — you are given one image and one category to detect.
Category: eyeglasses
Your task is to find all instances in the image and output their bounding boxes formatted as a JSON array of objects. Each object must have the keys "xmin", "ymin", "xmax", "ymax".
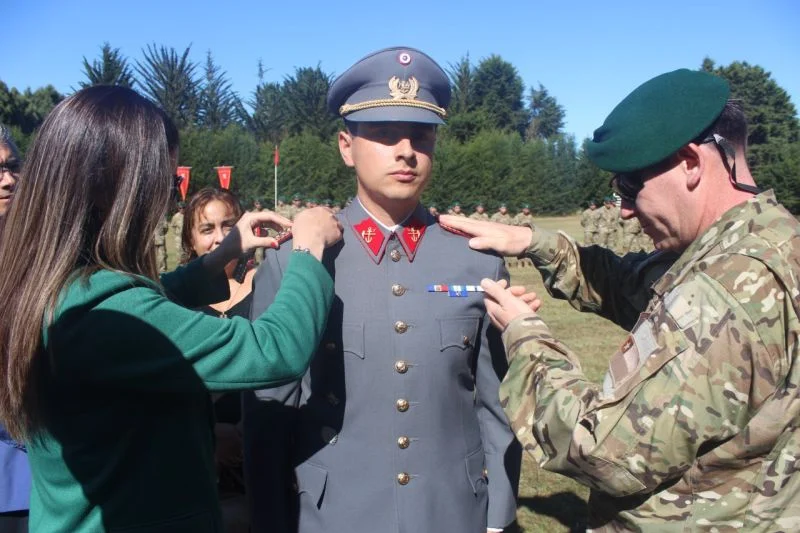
[
  {"xmin": 609, "ymin": 133, "xmax": 759, "ymax": 204},
  {"xmin": 0, "ymin": 160, "xmax": 21, "ymax": 178}
]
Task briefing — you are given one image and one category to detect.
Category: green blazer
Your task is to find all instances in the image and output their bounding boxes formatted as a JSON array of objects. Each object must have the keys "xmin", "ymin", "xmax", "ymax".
[{"xmin": 27, "ymin": 253, "xmax": 333, "ymax": 532}]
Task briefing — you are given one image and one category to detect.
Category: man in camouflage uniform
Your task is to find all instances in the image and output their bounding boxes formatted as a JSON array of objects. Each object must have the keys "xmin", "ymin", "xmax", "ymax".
[
  {"xmin": 512, "ymin": 203, "xmax": 534, "ymax": 227},
  {"xmin": 490, "ymin": 203, "xmax": 513, "ymax": 224},
  {"xmin": 619, "ymin": 215, "xmax": 642, "ymax": 254},
  {"xmin": 451, "ymin": 201, "xmax": 466, "ymax": 217},
  {"xmin": 580, "ymin": 200, "xmax": 601, "ymax": 245},
  {"xmin": 285, "ymin": 193, "xmax": 304, "ymax": 221},
  {"xmin": 169, "ymin": 202, "xmax": 185, "ymax": 262},
  {"xmin": 439, "ymin": 69, "xmax": 800, "ymax": 531},
  {"xmin": 597, "ymin": 196, "xmax": 619, "ymax": 249},
  {"xmin": 469, "ymin": 202, "xmax": 489, "ymax": 221},
  {"xmin": 154, "ymin": 216, "xmax": 169, "ymax": 272},
  {"xmin": 490, "ymin": 203, "xmax": 515, "ymax": 267}
]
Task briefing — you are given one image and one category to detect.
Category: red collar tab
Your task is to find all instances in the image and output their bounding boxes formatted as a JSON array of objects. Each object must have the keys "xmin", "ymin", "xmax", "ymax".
[
  {"xmin": 353, "ymin": 217, "xmax": 386, "ymax": 262},
  {"xmin": 399, "ymin": 218, "xmax": 426, "ymax": 262}
]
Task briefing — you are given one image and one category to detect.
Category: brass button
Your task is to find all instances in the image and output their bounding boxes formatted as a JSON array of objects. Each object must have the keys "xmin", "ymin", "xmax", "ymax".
[
  {"xmin": 325, "ymin": 341, "xmax": 337, "ymax": 351},
  {"xmin": 394, "ymin": 321, "xmax": 408, "ymax": 334},
  {"xmin": 462, "ymin": 335, "xmax": 471, "ymax": 347},
  {"xmin": 394, "ymin": 360, "xmax": 408, "ymax": 374},
  {"xmin": 397, "ymin": 472, "xmax": 410, "ymax": 485},
  {"xmin": 390, "ymin": 249, "xmax": 402, "ymax": 262},
  {"xmin": 397, "ymin": 436, "xmax": 410, "ymax": 449},
  {"xmin": 483, "ymin": 468, "xmax": 488, "ymax": 478},
  {"xmin": 396, "ymin": 398, "xmax": 409, "ymax": 412},
  {"xmin": 391, "ymin": 284, "xmax": 406, "ymax": 296}
]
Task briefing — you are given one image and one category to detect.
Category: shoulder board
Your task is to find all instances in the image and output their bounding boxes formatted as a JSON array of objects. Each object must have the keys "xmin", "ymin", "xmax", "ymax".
[{"xmin": 436, "ymin": 216, "xmax": 473, "ymax": 238}]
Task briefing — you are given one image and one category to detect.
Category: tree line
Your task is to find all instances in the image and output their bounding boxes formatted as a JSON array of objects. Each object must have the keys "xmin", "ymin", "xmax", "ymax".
[{"xmin": 2, "ymin": 44, "xmax": 798, "ymax": 213}]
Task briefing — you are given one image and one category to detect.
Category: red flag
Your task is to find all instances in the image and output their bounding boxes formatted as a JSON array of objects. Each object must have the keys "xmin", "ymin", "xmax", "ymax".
[
  {"xmin": 216, "ymin": 166, "xmax": 233, "ymax": 190},
  {"xmin": 273, "ymin": 145, "xmax": 280, "ymax": 166},
  {"xmin": 176, "ymin": 166, "xmax": 191, "ymax": 200}
]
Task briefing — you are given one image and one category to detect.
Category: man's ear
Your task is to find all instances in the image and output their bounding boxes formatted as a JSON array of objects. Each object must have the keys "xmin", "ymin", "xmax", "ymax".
[
  {"xmin": 338, "ymin": 131, "xmax": 355, "ymax": 168},
  {"xmin": 678, "ymin": 143, "xmax": 704, "ymax": 191}
]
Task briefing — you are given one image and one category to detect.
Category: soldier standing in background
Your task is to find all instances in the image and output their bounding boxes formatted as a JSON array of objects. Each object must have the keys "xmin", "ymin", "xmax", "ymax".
[
  {"xmin": 597, "ymin": 196, "xmax": 618, "ymax": 249},
  {"xmin": 512, "ymin": 204, "xmax": 534, "ymax": 227},
  {"xmin": 169, "ymin": 202, "xmax": 185, "ymax": 262},
  {"xmin": 490, "ymin": 202, "xmax": 513, "ymax": 224},
  {"xmin": 619, "ymin": 216, "xmax": 642, "ymax": 254},
  {"xmin": 580, "ymin": 200, "xmax": 600, "ymax": 245},
  {"xmin": 154, "ymin": 216, "xmax": 169, "ymax": 272},
  {"xmin": 469, "ymin": 202, "xmax": 489, "ymax": 221},
  {"xmin": 491, "ymin": 203, "xmax": 516, "ymax": 267}
]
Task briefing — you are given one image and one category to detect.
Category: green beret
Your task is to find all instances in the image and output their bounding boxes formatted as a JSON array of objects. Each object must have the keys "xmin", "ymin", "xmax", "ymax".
[
  {"xmin": 587, "ymin": 69, "xmax": 730, "ymax": 173},
  {"xmin": 520, "ymin": 203, "xmax": 530, "ymax": 209}
]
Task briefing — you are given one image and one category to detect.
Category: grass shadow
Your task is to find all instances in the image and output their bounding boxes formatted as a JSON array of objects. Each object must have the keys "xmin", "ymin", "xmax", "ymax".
[{"xmin": 518, "ymin": 491, "xmax": 588, "ymax": 532}]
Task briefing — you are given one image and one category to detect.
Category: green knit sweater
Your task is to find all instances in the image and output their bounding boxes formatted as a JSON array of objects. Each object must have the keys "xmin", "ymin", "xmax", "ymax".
[{"xmin": 27, "ymin": 253, "xmax": 332, "ymax": 532}]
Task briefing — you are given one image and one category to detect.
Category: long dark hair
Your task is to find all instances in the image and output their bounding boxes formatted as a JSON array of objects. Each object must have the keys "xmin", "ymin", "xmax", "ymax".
[{"xmin": 0, "ymin": 85, "xmax": 179, "ymax": 439}]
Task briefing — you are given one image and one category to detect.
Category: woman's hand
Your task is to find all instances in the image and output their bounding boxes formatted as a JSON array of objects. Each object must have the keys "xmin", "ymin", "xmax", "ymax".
[
  {"xmin": 291, "ymin": 207, "xmax": 343, "ymax": 261},
  {"xmin": 202, "ymin": 210, "xmax": 292, "ymax": 273},
  {"xmin": 236, "ymin": 210, "xmax": 292, "ymax": 252}
]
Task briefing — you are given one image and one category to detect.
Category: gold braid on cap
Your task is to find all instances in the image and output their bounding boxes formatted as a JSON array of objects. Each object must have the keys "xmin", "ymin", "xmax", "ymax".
[{"xmin": 339, "ymin": 76, "xmax": 447, "ymax": 119}]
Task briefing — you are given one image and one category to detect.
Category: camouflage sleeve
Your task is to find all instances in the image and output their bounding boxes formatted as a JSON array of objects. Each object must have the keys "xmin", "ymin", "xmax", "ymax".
[
  {"xmin": 499, "ymin": 259, "xmax": 785, "ymax": 497},
  {"xmin": 524, "ymin": 225, "xmax": 676, "ymax": 330}
]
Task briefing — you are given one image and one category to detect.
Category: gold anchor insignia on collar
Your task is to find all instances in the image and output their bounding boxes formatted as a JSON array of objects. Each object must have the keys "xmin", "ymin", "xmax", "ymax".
[
  {"xmin": 388, "ymin": 76, "xmax": 419, "ymax": 100},
  {"xmin": 361, "ymin": 226, "xmax": 377, "ymax": 243},
  {"xmin": 407, "ymin": 227, "xmax": 421, "ymax": 243}
]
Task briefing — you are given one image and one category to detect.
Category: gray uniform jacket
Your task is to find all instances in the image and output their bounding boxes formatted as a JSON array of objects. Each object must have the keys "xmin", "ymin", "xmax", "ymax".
[{"xmin": 243, "ymin": 201, "xmax": 521, "ymax": 533}]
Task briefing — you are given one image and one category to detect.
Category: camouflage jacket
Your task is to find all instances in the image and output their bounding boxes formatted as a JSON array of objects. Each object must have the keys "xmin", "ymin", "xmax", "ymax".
[
  {"xmin": 513, "ymin": 213, "xmax": 535, "ymax": 227},
  {"xmin": 501, "ymin": 191, "xmax": 800, "ymax": 531},
  {"xmin": 469, "ymin": 212, "xmax": 490, "ymax": 221},
  {"xmin": 598, "ymin": 206, "xmax": 619, "ymax": 230},
  {"xmin": 490, "ymin": 213, "xmax": 514, "ymax": 225},
  {"xmin": 620, "ymin": 217, "xmax": 642, "ymax": 235},
  {"xmin": 581, "ymin": 208, "xmax": 601, "ymax": 232}
]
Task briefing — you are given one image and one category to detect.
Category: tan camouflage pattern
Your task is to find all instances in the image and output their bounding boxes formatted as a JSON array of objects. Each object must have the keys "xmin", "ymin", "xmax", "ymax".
[
  {"xmin": 598, "ymin": 204, "xmax": 620, "ymax": 248},
  {"xmin": 620, "ymin": 217, "xmax": 642, "ymax": 254},
  {"xmin": 491, "ymin": 212, "xmax": 514, "ymax": 225},
  {"xmin": 581, "ymin": 207, "xmax": 602, "ymax": 245},
  {"xmin": 500, "ymin": 191, "xmax": 800, "ymax": 531},
  {"xmin": 513, "ymin": 213, "xmax": 535, "ymax": 227},
  {"xmin": 469, "ymin": 212, "xmax": 490, "ymax": 221}
]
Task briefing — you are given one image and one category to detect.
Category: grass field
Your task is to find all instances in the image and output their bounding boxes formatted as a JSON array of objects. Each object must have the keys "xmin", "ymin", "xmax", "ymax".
[
  {"xmin": 507, "ymin": 216, "xmax": 626, "ymax": 532},
  {"xmin": 166, "ymin": 215, "xmax": 626, "ymax": 532}
]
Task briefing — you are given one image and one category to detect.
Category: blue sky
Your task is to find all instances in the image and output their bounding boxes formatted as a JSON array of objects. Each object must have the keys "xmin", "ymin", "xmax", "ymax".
[{"xmin": 5, "ymin": 0, "xmax": 799, "ymax": 140}]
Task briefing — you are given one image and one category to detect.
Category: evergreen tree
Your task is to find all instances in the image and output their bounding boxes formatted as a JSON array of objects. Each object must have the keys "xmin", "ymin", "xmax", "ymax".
[
  {"xmin": 281, "ymin": 65, "xmax": 338, "ymax": 140},
  {"xmin": 471, "ymin": 55, "xmax": 527, "ymax": 136},
  {"xmin": 526, "ymin": 83, "xmax": 565, "ymax": 140},
  {"xmin": 80, "ymin": 42, "xmax": 136, "ymax": 89},
  {"xmin": 197, "ymin": 51, "xmax": 241, "ymax": 130},
  {"xmin": 136, "ymin": 44, "xmax": 200, "ymax": 129}
]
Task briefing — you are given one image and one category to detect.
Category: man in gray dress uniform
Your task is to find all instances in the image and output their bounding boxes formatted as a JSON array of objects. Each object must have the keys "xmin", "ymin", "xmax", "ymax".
[{"xmin": 243, "ymin": 46, "xmax": 521, "ymax": 533}]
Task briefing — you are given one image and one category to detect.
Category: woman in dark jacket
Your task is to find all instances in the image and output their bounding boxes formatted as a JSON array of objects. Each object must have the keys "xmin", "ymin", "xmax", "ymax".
[{"xmin": 0, "ymin": 86, "xmax": 342, "ymax": 532}]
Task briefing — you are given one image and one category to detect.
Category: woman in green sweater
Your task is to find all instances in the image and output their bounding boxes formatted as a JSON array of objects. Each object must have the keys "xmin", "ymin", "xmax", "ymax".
[{"xmin": 0, "ymin": 86, "xmax": 342, "ymax": 532}]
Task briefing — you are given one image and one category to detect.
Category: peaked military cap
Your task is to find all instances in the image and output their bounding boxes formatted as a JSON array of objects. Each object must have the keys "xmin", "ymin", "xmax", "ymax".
[
  {"xmin": 327, "ymin": 46, "xmax": 451, "ymax": 124},
  {"xmin": 587, "ymin": 69, "xmax": 730, "ymax": 173}
]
